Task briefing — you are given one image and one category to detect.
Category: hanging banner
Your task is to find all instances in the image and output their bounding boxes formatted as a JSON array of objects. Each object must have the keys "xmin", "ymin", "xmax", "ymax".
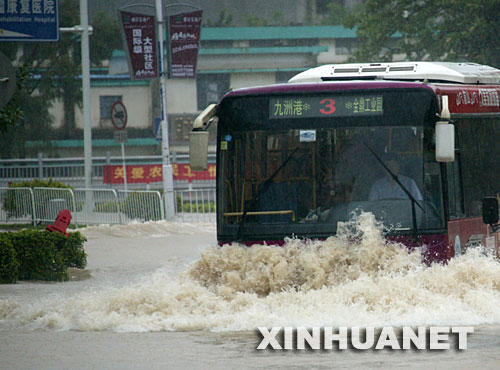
[
  {"xmin": 168, "ymin": 10, "xmax": 202, "ymax": 78},
  {"xmin": 103, "ymin": 163, "xmax": 216, "ymax": 184},
  {"xmin": 119, "ymin": 10, "xmax": 157, "ymax": 79}
]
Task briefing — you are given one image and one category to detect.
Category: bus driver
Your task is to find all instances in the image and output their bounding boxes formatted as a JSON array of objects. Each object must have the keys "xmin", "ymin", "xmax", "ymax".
[{"xmin": 368, "ymin": 154, "xmax": 423, "ymax": 201}]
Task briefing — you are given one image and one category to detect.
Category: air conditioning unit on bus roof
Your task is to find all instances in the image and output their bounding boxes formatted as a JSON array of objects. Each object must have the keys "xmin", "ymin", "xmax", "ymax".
[{"xmin": 288, "ymin": 62, "xmax": 500, "ymax": 85}]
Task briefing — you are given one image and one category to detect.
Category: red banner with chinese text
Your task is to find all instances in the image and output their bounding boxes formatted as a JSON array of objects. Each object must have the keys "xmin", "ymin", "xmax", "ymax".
[
  {"xmin": 103, "ymin": 164, "xmax": 216, "ymax": 184},
  {"xmin": 120, "ymin": 11, "xmax": 157, "ymax": 79}
]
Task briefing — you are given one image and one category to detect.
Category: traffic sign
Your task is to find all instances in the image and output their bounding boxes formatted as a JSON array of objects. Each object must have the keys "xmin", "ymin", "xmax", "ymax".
[
  {"xmin": 114, "ymin": 130, "xmax": 128, "ymax": 143},
  {"xmin": 0, "ymin": 0, "xmax": 59, "ymax": 42},
  {"xmin": 111, "ymin": 101, "xmax": 127, "ymax": 130},
  {"xmin": 155, "ymin": 117, "xmax": 162, "ymax": 141}
]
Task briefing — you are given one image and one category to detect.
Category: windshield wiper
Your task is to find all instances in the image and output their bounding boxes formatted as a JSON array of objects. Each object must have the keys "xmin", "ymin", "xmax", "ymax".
[
  {"xmin": 237, "ymin": 147, "xmax": 299, "ymax": 241},
  {"xmin": 363, "ymin": 142, "xmax": 424, "ymax": 235}
]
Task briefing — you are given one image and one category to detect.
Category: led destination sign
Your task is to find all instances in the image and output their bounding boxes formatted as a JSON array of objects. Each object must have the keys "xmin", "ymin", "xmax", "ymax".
[{"xmin": 269, "ymin": 95, "xmax": 383, "ymax": 119}]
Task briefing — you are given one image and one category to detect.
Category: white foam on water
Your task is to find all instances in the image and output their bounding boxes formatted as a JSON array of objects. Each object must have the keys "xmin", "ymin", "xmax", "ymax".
[
  {"xmin": 3, "ymin": 212, "xmax": 500, "ymax": 332},
  {"xmin": 79, "ymin": 221, "xmax": 216, "ymax": 239}
]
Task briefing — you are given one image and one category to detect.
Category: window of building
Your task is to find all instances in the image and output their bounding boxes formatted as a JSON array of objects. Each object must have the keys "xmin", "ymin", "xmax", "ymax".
[
  {"xmin": 335, "ymin": 38, "xmax": 359, "ymax": 55},
  {"xmin": 100, "ymin": 95, "xmax": 122, "ymax": 120}
]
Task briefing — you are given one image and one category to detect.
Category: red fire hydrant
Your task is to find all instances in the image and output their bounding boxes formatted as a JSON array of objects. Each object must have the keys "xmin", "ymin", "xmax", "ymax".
[{"xmin": 46, "ymin": 209, "xmax": 72, "ymax": 237}]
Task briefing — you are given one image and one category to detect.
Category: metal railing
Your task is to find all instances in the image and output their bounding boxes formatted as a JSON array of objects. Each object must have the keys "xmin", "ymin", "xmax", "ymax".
[
  {"xmin": 0, "ymin": 153, "xmax": 216, "ymax": 188},
  {"xmin": 0, "ymin": 187, "xmax": 36, "ymax": 225},
  {"xmin": 118, "ymin": 190, "xmax": 165, "ymax": 223},
  {"xmin": 33, "ymin": 187, "xmax": 78, "ymax": 225},
  {"xmin": 169, "ymin": 188, "xmax": 216, "ymax": 223},
  {"xmin": 0, "ymin": 186, "xmax": 216, "ymax": 225},
  {"xmin": 73, "ymin": 189, "xmax": 122, "ymax": 225}
]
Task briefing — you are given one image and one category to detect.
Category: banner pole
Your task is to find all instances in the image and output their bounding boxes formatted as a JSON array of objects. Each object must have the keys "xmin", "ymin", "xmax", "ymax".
[
  {"xmin": 155, "ymin": 0, "xmax": 175, "ymax": 220},
  {"xmin": 121, "ymin": 142, "xmax": 128, "ymax": 192}
]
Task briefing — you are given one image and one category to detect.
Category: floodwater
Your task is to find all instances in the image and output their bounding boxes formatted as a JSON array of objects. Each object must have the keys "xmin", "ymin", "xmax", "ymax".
[{"xmin": 2, "ymin": 213, "xmax": 500, "ymax": 369}]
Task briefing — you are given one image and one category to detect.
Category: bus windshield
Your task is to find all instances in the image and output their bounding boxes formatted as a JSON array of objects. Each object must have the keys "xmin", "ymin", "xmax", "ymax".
[{"xmin": 217, "ymin": 89, "xmax": 444, "ymax": 241}]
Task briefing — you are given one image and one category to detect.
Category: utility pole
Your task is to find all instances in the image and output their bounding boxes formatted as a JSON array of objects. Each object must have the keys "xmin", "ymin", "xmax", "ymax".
[
  {"xmin": 155, "ymin": 0, "xmax": 175, "ymax": 220},
  {"xmin": 80, "ymin": 0, "xmax": 92, "ymax": 192},
  {"xmin": 60, "ymin": 0, "xmax": 93, "ymax": 207}
]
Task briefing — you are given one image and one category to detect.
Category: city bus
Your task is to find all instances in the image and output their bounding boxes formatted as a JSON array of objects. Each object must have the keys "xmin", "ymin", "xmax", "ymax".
[{"xmin": 190, "ymin": 62, "xmax": 500, "ymax": 263}]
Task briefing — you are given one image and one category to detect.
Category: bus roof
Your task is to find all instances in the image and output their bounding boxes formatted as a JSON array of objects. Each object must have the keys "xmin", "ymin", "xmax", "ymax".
[
  {"xmin": 224, "ymin": 80, "xmax": 434, "ymax": 98},
  {"xmin": 288, "ymin": 62, "xmax": 500, "ymax": 85}
]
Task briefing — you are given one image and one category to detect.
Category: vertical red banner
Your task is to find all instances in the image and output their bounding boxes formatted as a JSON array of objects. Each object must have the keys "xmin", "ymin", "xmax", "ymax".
[
  {"xmin": 120, "ymin": 11, "xmax": 157, "ymax": 79},
  {"xmin": 168, "ymin": 10, "xmax": 203, "ymax": 78}
]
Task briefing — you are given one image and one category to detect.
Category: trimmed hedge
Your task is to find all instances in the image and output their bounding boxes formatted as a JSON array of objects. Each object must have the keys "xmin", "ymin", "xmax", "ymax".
[
  {"xmin": 0, "ymin": 229, "xmax": 87, "ymax": 283},
  {"xmin": 176, "ymin": 195, "xmax": 215, "ymax": 213},
  {"xmin": 0, "ymin": 234, "xmax": 19, "ymax": 284}
]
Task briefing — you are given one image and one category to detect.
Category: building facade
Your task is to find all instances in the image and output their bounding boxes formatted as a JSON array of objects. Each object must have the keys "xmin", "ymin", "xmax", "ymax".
[{"xmin": 49, "ymin": 24, "xmax": 397, "ymax": 159}]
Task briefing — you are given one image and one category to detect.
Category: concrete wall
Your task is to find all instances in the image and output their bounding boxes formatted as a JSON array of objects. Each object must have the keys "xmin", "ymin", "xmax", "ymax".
[
  {"xmin": 165, "ymin": 78, "xmax": 197, "ymax": 113},
  {"xmin": 72, "ymin": 84, "xmax": 153, "ymax": 130}
]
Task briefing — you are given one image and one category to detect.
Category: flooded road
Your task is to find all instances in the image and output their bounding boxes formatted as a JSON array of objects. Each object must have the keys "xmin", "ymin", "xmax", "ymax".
[{"xmin": 2, "ymin": 215, "xmax": 500, "ymax": 369}]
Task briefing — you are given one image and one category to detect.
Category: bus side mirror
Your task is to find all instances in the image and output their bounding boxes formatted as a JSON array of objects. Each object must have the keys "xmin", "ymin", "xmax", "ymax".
[
  {"xmin": 435, "ymin": 121, "xmax": 455, "ymax": 162},
  {"xmin": 482, "ymin": 197, "xmax": 500, "ymax": 232},
  {"xmin": 189, "ymin": 131, "xmax": 209, "ymax": 171},
  {"xmin": 190, "ymin": 104, "xmax": 218, "ymax": 171}
]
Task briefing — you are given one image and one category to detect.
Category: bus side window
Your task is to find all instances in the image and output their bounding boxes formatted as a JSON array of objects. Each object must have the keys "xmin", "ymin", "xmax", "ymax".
[{"xmin": 446, "ymin": 158, "xmax": 464, "ymax": 219}]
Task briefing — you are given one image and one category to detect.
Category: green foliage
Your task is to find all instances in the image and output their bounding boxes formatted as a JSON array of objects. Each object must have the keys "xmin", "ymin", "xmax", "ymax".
[
  {"xmin": 0, "ymin": 234, "xmax": 19, "ymax": 284},
  {"xmin": 182, "ymin": 202, "xmax": 215, "ymax": 213},
  {"xmin": 94, "ymin": 200, "xmax": 119, "ymax": 213},
  {"xmin": 206, "ymin": 9, "xmax": 233, "ymax": 27},
  {"xmin": 90, "ymin": 11, "xmax": 122, "ymax": 65},
  {"xmin": 9, "ymin": 178, "xmax": 72, "ymax": 190},
  {"xmin": 176, "ymin": 195, "xmax": 215, "ymax": 213},
  {"xmin": 0, "ymin": 65, "xmax": 29, "ymax": 134},
  {"xmin": 8, "ymin": 230, "xmax": 67, "ymax": 281},
  {"xmin": 0, "ymin": 0, "xmax": 126, "ymax": 158},
  {"xmin": 344, "ymin": 0, "xmax": 500, "ymax": 66},
  {"xmin": 46, "ymin": 230, "xmax": 87, "ymax": 269},
  {"xmin": 320, "ymin": 3, "xmax": 348, "ymax": 25},
  {"xmin": 0, "ymin": 229, "xmax": 87, "ymax": 283},
  {"xmin": 244, "ymin": 12, "xmax": 285, "ymax": 27}
]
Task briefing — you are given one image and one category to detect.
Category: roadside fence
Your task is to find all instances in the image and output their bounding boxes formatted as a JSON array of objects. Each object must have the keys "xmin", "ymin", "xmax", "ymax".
[
  {"xmin": 169, "ymin": 187, "xmax": 216, "ymax": 223},
  {"xmin": 0, "ymin": 186, "xmax": 216, "ymax": 225}
]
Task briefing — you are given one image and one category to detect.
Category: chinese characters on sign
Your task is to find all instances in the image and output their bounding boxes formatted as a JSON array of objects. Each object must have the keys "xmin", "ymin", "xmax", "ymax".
[
  {"xmin": 168, "ymin": 10, "xmax": 202, "ymax": 78},
  {"xmin": 103, "ymin": 164, "xmax": 216, "ymax": 184},
  {"xmin": 119, "ymin": 11, "xmax": 157, "ymax": 79},
  {"xmin": 269, "ymin": 95, "xmax": 383, "ymax": 119},
  {"xmin": 0, "ymin": 0, "xmax": 59, "ymax": 41},
  {"xmin": 455, "ymin": 88, "xmax": 500, "ymax": 107}
]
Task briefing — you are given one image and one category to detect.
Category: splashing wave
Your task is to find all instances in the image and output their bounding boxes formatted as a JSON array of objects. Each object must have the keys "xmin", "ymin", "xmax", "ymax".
[{"xmin": 2, "ymin": 213, "xmax": 500, "ymax": 332}]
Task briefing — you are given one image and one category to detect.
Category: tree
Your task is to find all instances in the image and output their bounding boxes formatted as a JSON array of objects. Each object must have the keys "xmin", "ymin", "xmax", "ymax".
[
  {"xmin": 0, "ymin": 64, "xmax": 55, "ymax": 158},
  {"xmin": 244, "ymin": 12, "xmax": 285, "ymax": 26},
  {"xmin": 343, "ymin": 0, "xmax": 500, "ymax": 67},
  {"xmin": 206, "ymin": 10, "xmax": 233, "ymax": 27},
  {"xmin": 0, "ymin": 65, "xmax": 26, "ymax": 134},
  {"xmin": 90, "ymin": 11, "xmax": 122, "ymax": 64},
  {"xmin": 0, "ymin": 1, "xmax": 122, "ymax": 158},
  {"xmin": 320, "ymin": 2, "xmax": 348, "ymax": 25}
]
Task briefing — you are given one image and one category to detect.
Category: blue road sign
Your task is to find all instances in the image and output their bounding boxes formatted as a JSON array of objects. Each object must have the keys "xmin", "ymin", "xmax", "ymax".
[
  {"xmin": 155, "ymin": 117, "xmax": 162, "ymax": 141},
  {"xmin": 0, "ymin": 0, "xmax": 59, "ymax": 42}
]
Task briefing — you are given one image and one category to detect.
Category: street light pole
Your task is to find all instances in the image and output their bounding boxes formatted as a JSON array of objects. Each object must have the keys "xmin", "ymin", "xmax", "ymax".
[
  {"xmin": 155, "ymin": 0, "xmax": 175, "ymax": 220},
  {"xmin": 80, "ymin": 0, "xmax": 92, "ymax": 191}
]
